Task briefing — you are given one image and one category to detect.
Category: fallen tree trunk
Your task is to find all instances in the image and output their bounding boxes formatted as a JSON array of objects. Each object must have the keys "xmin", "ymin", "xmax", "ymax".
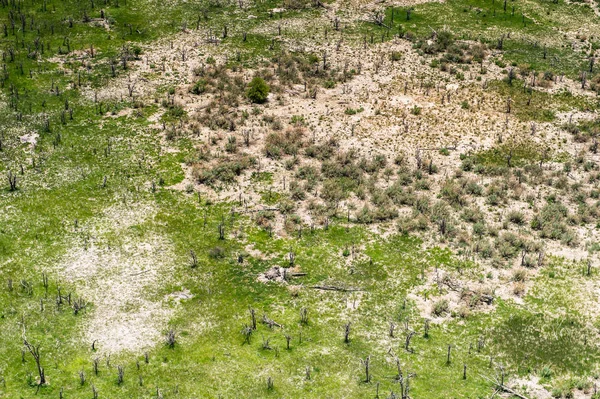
[{"xmin": 310, "ymin": 285, "xmax": 363, "ymax": 292}]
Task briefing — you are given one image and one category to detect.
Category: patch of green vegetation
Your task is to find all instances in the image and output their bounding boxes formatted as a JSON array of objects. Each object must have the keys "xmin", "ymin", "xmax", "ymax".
[
  {"xmin": 344, "ymin": 107, "xmax": 364, "ymax": 115},
  {"xmin": 247, "ymin": 76, "xmax": 271, "ymax": 103},
  {"xmin": 352, "ymin": 0, "xmax": 597, "ymax": 79},
  {"xmin": 2, "ymin": 0, "xmax": 600, "ymax": 396},
  {"xmin": 488, "ymin": 79, "xmax": 598, "ymax": 122},
  {"xmin": 251, "ymin": 171, "xmax": 274, "ymax": 184},
  {"xmin": 472, "ymin": 139, "xmax": 546, "ymax": 167}
]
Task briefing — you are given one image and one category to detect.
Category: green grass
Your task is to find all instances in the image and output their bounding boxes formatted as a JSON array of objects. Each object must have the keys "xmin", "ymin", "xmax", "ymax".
[
  {"xmin": 487, "ymin": 79, "xmax": 599, "ymax": 122},
  {"xmin": 2, "ymin": 0, "xmax": 600, "ymax": 397},
  {"xmin": 350, "ymin": 0, "xmax": 597, "ymax": 79}
]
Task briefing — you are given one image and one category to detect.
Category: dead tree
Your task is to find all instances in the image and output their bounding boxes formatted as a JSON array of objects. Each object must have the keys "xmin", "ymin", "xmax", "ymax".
[
  {"xmin": 7, "ymin": 170, "xmax": 17, "ymax": 191},
  {"xmin": 249, "ymin": 307, "xmax": 257, "ymax": 329},
  {"xmin": 190, "ymin": 250, "xmax": 198, "ymax": 268},
  {"xmin": 261, "ymin": 335, "xmax": 272, "ymax": 350},
  {"xmin": 241, "ymin": 325, "xmax": 253, "ymax": 344},
  {"xmin": 361, "ymin": 355, "xmax": 371, "ymax": 382},
  {"xmin": 344, "ymin": 322, "xmax": 351, "ymax": 343},
  {"xmin": 73, "ymin": 298, "xmax": 87, "ymax": 315},
  {"xmin": 373, "ymin": 12, "xmax": 389, "ymax": 28},
  {"xmin": 127, "ymin": 80, "xmax": 137, "ymax": 97},
  {"xmin": 166, "ymin": 329, "xmax": 176, "ymax": 348},
  {"xmin": 242, "ymin": 129, "xmax": 251, "ymax": 146},
  {"xmin": 300, "ymin": 307, "xmax": 308, "ymax": 325},
  {"xmin": 288, "ymin": 248, "xmax": 295, "ymax": 266},
  {"xmin": 415, "ymin": 148, "xmax": 422, "ymax": 170},
  {"xmin": 117, "ymin": 365, "xmax": 124, "ymax": 385},
  {"xmin": 507, "ymin": 67, "xmax": 515, "ymax": 85},
  {"xmin": 404, "ymin": 331, "xmax": 416, "ymax": 352},
  {"xmin": 218, "ymin": 223, "xmax": 225, "ymax": 240},
  {"xmin": 262, "ymin": 314, "xmax": 282, "ymax": 329},
  {"xmin": 284, "ymin": 334, "xmax": 291, "ymax": 350},
  {"xmin": 23, "ymin": 339, "xmax": 46, "ymax": 385}
]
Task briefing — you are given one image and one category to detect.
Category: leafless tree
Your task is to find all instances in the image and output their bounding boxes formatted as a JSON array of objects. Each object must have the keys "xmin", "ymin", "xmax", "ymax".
[
  {"xmin": 23, "ymin": 338, "xmax": 45, "ymax": 385},
  {"xmin": 249, "ymin": 307, "xmax": 257, "ymax": 329},
  {"xmin": 300, "ymin": 307, "xmax": 308, "ymax": 325},
  {"xmin": 7, "ymin": 170, "xmax": 17, "ymax": 191},
  {"xmin": 284, "ymin": 334, "xmax": 291, "ymax": 350},
  {"xmin": 190, "ymin": 250, "xmax": 198, "ymax": 268},
  {"xmin": 73, "ymin": 298, "xmax": 87, "ymax": 315},
  {"xmin": 241, "ymin": 325, "xmax": 252, "ymax": 344},
  {"xmin": 261, "ymin": 335, "xmax": 272, "ymax": 350},
  {"xmin": 361, "ymin": 355, "xmax": 371, "ymax": 382},
  {"xmin": 405, "ymin": 331, "xmax": 416, "ymax": 352},
  {"xmin": 218, "ymin": 223, "xmax": 225, "ymax": 240},
  {"xmin": 242, "ymin": 129, "xmax": 251, "ymax": 146},
  {"xmin": 127, "ymin": 79, "xmax": 137, "ymax": 97},
  {"xmin": 166, "ymin": 329, "xmax": 176, "ymax": 348},
  {"xmin": 288, "ymin": 248, "xmax": 295, "ymax": 266},
  {"xmin": 344, "ymin": 322, "xmax": 351, "ymax": 343},
  {"xmin": 117, "ymin": 365, "xmax": 124, "ymax": 385}
]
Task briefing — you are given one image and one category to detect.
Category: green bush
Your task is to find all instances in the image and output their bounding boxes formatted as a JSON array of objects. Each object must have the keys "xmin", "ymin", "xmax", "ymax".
[
  {"xmin": 191, "ymin": 79, "xmax": 208, "ymax": 95},
  {"xmin": 247, "ymin": 77, "xmax": 270, "ymax": 103}
]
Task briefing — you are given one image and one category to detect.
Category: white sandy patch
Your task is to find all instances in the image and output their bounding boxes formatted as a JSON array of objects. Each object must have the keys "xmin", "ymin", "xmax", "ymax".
[
  {"xmin": 61, "ymin": 235, "xmax": 174, "ymax": 354},
  {"xmin": 56, "ymin": 202, "xmax": 177, "ymax": 354},
  {"xmin": 510, "ymin": 376, "xmax": 553, "ymax": 399},
  {"xmin": 19, "ymin": 132, "xmax": 38, "ymax": 148}
]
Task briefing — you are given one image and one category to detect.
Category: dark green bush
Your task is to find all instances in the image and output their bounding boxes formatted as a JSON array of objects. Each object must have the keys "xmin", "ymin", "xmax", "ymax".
[{"xmin": 247, "ymin": 77, "xmax": 270, "ymax": 103}]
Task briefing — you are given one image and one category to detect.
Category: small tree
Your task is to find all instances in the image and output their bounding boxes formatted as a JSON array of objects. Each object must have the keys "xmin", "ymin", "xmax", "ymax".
[
  {"xmin": 23, "ymin": 339, "xmax": 45, "ymax": 385},
  {"xmin": 246, "ymin": 77, "xmax": 270, "ymax": 103}
]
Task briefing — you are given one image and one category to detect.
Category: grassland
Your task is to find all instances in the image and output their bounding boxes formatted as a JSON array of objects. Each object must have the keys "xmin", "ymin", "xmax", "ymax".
[{"xmin": 1, "ymin": 0, "xmax": 600, "ymax": 397}]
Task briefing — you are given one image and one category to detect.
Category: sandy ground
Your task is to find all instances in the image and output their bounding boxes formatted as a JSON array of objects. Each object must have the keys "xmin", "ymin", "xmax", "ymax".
[{"xmin": 56, "ymin": 203, "xmax": 178, "ymax": 354}]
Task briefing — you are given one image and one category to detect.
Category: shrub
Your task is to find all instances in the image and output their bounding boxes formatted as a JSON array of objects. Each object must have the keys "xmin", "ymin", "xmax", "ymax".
[
  {"xmin": 432, "ymin": 299, "xmax": 449, "ymax": 316},
  {"xmin": 247, "ymin": 77, "xmax": 270, "ymax": 103},
  {"xmin": 356, "ymin": 206, "xmax": 374, "ymax": 224},
  {"xmin": 513, "ymin": 282, "xmax": 525, "ymax": 296},
  {"xmin": 289, "ymin": 180, "xmax": 306, "ymax": 200},
  {"xmin": 191, "ymin": 79, "xmax": 208, "ymax": 95},
  {"xmin": 506, "ymin": 210, "xmax": 525, "ymax": 225},
  {"xmin": 264, "ymin": 128, "xmax": 305, "ymax": 159},
  {"xmin": 192, "ymin": 155, "xmax": 255, "ymax": 185},
  {"xmin": 209, "ymin": 246, "xmax": 226, "ymax": 259},
  {"xmin": 511, "ymin": 268, "xmax": 527, "ymax": 282},
  {"xmin": 131, "ymin": 45, "xmax": 143, "ymax": 58}
]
